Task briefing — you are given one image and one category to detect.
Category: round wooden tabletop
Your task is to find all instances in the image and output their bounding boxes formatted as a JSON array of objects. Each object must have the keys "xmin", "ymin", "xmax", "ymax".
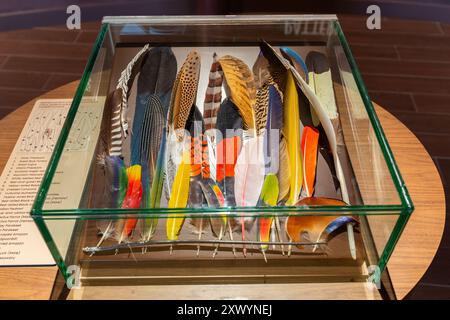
[{"xmin": 0, "ymin": 81, "xmax": 445, "ymax": 299}]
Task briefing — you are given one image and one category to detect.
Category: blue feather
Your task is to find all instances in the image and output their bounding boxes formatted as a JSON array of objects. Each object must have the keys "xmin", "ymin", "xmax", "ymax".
[
  {"xmin": 263, "ymin": 85, "xmax": 283, "ymax": 174},
  {"xmin": 280, "ymin": 47, "xmax": 309, "ymax": 83}
]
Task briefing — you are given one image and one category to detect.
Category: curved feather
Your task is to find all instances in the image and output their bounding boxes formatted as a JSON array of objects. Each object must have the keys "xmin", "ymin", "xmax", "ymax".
[
  {"xmin": 218, "ymin": 55, "xmax": 256, "ymax": 130},
  {"xmin": 166, "ymin": 151, "xmax": 191, "ymax": 241},
  {"xmin": 280, "ymin": 47, "xmax": 309, "ymax": 83},
  {"xmin": 286, "ymin": 197, "xmax": 357, "ymax": 250}
]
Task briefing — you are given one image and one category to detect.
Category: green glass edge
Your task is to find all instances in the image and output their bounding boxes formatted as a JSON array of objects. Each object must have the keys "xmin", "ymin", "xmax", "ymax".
[
  {"xmin": 34, "ymin": 204, "xmax": 404, "ymax": 218},
  {"xmin": 30, "ymin": 23, "xmax": 109, "ymax": 281},
  {"xmin": 334, "ymin": 21, "xmax": 414, "ymax": 274}
]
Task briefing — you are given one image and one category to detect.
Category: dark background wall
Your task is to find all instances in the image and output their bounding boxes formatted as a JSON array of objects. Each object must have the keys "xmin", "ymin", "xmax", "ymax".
[{"xmin": 0, "ymin": 0, "xmax": 449, "ymax": 299}]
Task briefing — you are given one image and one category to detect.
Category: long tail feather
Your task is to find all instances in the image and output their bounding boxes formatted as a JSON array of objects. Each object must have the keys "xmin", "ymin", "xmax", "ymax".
[{"xmin": 283, "ymin": 72, "xmax": 303, "ymax": 205}]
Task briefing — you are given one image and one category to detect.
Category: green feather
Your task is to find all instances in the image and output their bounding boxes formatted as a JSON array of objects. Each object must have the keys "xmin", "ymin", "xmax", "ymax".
[
  {"xmin": 143, "ymin": 131, "xmax": 167, "ymax": 242},
  {"xmin": 258, "ymin": 173, "xmax": 279, "ymax": 252},
  {"xmin": 260, "ymin": 173, "xmax": 279, "ymax": 206}
]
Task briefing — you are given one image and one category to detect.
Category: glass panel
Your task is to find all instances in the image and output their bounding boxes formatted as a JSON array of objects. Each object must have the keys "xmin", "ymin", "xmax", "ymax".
[
  {"xmin": 41, "ymin": 212, "xmax": 399, "ymax": 285},
  {"xmin": 31, "ymin": 16, "xmax": 412, "ymax": 294}
]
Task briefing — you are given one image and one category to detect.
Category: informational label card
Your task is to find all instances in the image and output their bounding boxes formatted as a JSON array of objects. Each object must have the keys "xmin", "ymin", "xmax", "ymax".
[{"xmin": 0, "ymin": 99, "xmax": 72, "ymax": 266}]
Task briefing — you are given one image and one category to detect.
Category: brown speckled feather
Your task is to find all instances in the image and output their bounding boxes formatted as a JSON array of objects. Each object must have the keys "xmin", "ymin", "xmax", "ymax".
[
  {"xmin": 168, "ymin": 50, "xmax": 201, "ymax": 139},
  {"xmin": 218, "ymin": 55, "xmax": 256, "ymax": 130}
]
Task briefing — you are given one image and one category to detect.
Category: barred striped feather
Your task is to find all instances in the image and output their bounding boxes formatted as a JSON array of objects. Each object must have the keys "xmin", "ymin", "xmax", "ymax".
[
  {"xmin": 204, "ymin": 53, "xmax": 223, "ymax": 131},
  {"xmin": 116, "ymin": 44, "xmax": 150, "ymax": 138}
]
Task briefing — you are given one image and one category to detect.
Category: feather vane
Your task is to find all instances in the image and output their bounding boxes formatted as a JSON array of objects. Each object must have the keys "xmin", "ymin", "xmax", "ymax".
[
  {"xmin": 301, "ymin": 126, "xmax": 319, "ymax": 197},
  {"xmin": 166, "ymin": 151, "xmax": 191, "ymax": 241}
]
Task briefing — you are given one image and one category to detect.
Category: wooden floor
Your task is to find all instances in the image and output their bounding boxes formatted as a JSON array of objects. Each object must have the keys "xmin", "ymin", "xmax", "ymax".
[{"xmin": 0, "ymin": 2, "xmax": 449, "ymax": 299}]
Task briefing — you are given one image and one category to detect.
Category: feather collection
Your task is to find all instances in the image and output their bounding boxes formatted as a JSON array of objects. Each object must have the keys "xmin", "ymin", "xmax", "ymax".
[{"xmin": 91, "ymin": 43, "xmax": 359, "ymax": 260}]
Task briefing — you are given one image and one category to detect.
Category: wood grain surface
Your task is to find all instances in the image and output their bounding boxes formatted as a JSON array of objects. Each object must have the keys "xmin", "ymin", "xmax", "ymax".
[{"xmin": 0, "ymin": 81, "xmax": 445, "ymax": 300}]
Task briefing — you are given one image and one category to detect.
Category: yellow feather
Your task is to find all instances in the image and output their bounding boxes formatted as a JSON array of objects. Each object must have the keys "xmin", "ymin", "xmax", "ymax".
[
  {"xmin": 277, "ymin": 137, "xmax": 290, "ymax": 201},
  {"xmin": 166, "ymin": 151, "xmax": 191, "ymax": 241},
  {"xmin": 283, "ymin": 72, "xmax": 303, "ymax": 205},
  {"xmin": 218, "ymin": 55, "xmax": 256, "ymax": 129}
]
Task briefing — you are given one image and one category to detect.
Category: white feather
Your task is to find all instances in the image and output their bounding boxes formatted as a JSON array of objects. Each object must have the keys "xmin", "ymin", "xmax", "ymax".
[{"xmin": 234, "ymin": 135, "xmax": 265, "ymax": 223}]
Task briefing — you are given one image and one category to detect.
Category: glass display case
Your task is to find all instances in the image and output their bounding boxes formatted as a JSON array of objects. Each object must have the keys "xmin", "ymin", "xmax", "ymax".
[{"xmin": 31, "ymin": 15, "xmax": 413, "ymax": 299}]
